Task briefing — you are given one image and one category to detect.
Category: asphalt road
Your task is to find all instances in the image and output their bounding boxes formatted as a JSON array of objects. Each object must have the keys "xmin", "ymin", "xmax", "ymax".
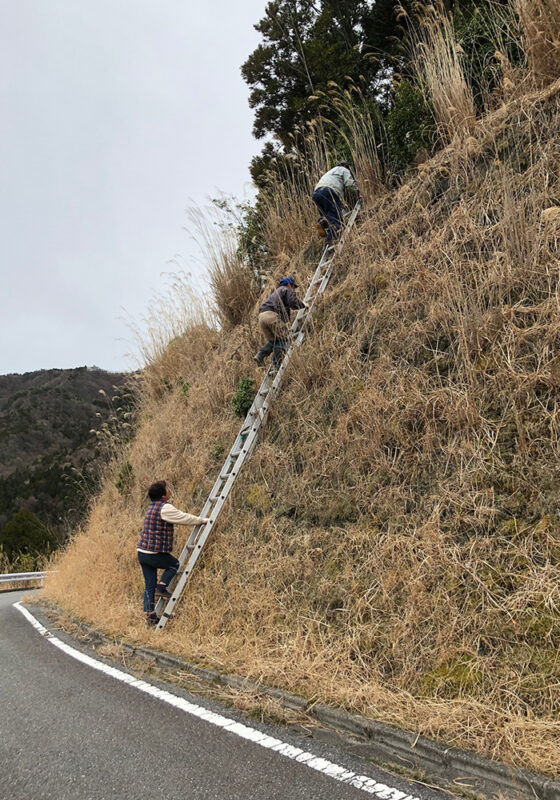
[{"xmin": 1, "ymin": 591, "xmax": 452, "ymax": 800}]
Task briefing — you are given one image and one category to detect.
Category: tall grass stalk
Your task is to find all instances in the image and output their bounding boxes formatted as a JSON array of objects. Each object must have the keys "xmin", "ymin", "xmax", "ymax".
[
  {"xmin": 514, "ymin": 0, "xmax": 560, "ymax": 85},
  {"xmin": 185, "ymin": 206, "xmax": 259, "ymax": 330},
  {"xmin": 409, "ymin": 1, "xmax": 476, "ymax": 141}
]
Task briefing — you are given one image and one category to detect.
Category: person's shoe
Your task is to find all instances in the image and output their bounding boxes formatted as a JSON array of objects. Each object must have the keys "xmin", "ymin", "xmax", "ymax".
[
  {"xmin": 146, "ymin": 612, "xmax": 160, "ymax": 627},
  {"xmin": 155, "ymin": 584, "xmax": 172, "ymax": 599},
  {"xmin": 316, "ymin": 221, "xmax": 327, "ymax": 237},
  {"xmin": 253, "ymin": 352, "xmax": 265, "ymax": 366}
]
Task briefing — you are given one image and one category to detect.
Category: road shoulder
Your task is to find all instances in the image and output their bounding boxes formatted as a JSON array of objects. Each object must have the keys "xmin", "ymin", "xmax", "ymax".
[{"xmin": 24, "ymin": 599, "xmax": 560, "ymax": 800}]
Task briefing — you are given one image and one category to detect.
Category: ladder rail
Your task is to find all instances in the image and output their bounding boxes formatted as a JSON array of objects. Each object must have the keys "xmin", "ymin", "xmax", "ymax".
[
  {"xmin": 154, "ymin": 359, "xmax": 287, "ymax": 622},
  {"xmin": 155, "ymin": 200, "xmax": 361, "ymax": 628},
  {"xmin": 154, "ymin": 346, "xmax": 294, "ymax": 622}
]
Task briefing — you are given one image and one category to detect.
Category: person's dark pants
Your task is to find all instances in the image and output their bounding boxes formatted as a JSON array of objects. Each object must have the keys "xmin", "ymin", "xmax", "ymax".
[
  {"xmin": 312, "ymin": 186, "xmax": 343, "ymax": 242},
  {"xmin": 137, "ymin": 551, "xmax": 179, "ymax": 612},
  {"xmin": 272, "ymin": 339, "xmax": 287, "ymax": 367},
  {"xmin": 257, "ymin": 340, "xmax": 274, "ymax": 360},
  {"xmin": 256, "ymin": 339, "xmax": 287, "ymax": 368}
]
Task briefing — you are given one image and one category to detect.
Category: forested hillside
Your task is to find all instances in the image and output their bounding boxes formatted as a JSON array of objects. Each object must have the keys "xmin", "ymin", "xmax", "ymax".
[
  {"xmin": 0, "ymin": 367, "xmax": 127, "ymax": 556},
  {"xmin": 44, "ymin": 0, "xmax": 560, "ymax": 780}
]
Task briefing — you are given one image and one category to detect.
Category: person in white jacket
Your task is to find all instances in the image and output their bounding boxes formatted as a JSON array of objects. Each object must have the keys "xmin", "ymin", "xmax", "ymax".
[
  {"xmin": 312, "ymin": 162, "xmax": 360, "ymax": 243},
  {"xmin": 137, "ymin": 480, "xmax": 210, "ymax": 625}
]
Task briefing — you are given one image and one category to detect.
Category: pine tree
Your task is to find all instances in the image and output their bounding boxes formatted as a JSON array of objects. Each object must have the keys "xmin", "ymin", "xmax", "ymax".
[{"xmin": 241, "ymin": 0, "xmax": 394, "ymax": 146}]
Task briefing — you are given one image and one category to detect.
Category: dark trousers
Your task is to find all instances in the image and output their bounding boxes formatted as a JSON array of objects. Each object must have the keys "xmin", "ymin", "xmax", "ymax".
[
  {"xmin": 312, "ymin": 186, "xmax": 343, "ymax": 242},
  {"xmin": 257, "ymin": 338, "xmax": 287, "ymax": 367},
  {"xmin": 137, "ymin": 551, "xmax": 179, "ymax": 612}
]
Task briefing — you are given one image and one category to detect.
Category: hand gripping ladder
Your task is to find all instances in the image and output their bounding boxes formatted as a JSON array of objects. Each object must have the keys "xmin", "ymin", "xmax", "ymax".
[{"xmin": 156, "ymin": 200, "xmax": 361, "ymax": 629}]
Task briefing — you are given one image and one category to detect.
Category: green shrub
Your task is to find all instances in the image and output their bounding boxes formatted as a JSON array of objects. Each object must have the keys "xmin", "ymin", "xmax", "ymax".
[
  {"xmin": 232, "ymin": 378, "xmax": 256, "ymax": 419},
  {"xmin": 210, "ymin": 441, "xmax": 225, "ymax": 461},
  {"xmin": 177, "ymin": 377, "xmax": 190, "ymax": 398},
  {"xmin": 115, "ymin": 461, "xmax": 134, "ymax": 496},
  {"xmin": 385, "ymin": 80, "xmax": 435, "ymax": 176},
  {"xmin": 0, "ymin": 508, "xmax": 56, "ymax": 563}
]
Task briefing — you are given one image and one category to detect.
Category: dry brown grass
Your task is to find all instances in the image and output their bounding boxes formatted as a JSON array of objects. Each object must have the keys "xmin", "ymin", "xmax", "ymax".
[
  {"xmin": 0, "ymin": 548, "xmax": 48, "ymax": 589},
  {"xmin": 43, "ymin": 57, "xmax": 560, "ymax": 781},
  {"xmin": 407, "ymin": 1, "xmax": 476, "ymax": 142},
  {"xmin": 319, "ymin": 84, "xmax": 383, "ymax": 205},
  {"xmin": 185, "ymin": 206, "xmax": 259, "ymax": 330},
  {"xmin": 514, "ymin": 0, "xmax": 560, "ymax": 86},
  {"xmin": 127, "ymin": 272, "xmax": 214, "ymax": 372},
  {"xmin": 0, "ymin": 580, "xmax": 42, "ymax": 593}
]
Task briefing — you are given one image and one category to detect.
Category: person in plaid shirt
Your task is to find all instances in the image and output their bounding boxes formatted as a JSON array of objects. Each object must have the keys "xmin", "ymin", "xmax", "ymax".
[{"xmin": 137, "ymin": 480, "xmax": 209, "ymax": 626}]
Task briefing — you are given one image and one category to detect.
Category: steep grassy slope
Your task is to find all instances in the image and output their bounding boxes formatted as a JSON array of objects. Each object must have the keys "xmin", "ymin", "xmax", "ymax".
[{"xmin": 44, "ymin": 79, "xmax": 560, "ymax": 775}]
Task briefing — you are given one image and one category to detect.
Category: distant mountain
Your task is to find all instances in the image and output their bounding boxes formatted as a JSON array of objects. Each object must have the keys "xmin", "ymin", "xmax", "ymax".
[{"xmin": 0, "ymin": 366, "xmax": 128, "ymax": 535}]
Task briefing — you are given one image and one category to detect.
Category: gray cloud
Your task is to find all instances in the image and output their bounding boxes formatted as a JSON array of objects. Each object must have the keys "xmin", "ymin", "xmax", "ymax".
[{"xmin": 1, "ymin": 0, "xmax": 267, "ymax": 373}]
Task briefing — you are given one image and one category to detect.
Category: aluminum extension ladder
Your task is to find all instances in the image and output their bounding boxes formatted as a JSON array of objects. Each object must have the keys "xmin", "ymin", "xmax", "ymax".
[{"xmin": 156, "ymin": 201, "xmax": 361, "ymax": 629}]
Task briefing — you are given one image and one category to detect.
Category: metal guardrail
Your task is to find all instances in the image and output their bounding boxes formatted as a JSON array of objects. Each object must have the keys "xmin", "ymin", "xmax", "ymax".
[{"xmin": 0, "ymin": 571, "xmax": 47, "ymax": 585}]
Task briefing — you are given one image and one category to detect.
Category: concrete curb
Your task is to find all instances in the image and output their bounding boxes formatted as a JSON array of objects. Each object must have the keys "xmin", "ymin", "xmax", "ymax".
[{"xmin": 29, "ymin": 602, "xmax": 560, "ymax": 800}]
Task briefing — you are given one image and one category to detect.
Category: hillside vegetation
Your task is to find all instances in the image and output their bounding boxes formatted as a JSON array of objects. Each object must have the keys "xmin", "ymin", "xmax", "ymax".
[
  {"xmin": 0, "ymin": 367, "xmax": 127, "ymax": 543},
  {"xmin": 45, "ymin": 2, "xmax": 560, "ymax": 777}
]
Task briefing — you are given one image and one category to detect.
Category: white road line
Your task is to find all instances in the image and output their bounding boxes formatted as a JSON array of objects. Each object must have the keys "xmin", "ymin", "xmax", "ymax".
[{"xmin": 14, "ymin": 602, "xmax": 420, "ymax": 800}]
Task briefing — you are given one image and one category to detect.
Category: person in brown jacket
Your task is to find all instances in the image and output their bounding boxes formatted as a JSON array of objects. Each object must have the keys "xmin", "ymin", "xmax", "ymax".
[{"xmin": 254, "ymin": 277, "xmax": 306, "ymax": 369}]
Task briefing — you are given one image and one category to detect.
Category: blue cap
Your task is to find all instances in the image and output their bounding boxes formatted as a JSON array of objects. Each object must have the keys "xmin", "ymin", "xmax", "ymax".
[{"xmin": 279, "ymin": 276, "xmax": 297, "ymax": 288}]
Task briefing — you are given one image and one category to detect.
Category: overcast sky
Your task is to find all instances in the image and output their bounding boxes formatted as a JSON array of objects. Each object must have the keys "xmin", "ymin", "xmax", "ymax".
[{"xmin": 1, "ymin": 0, "xmax": 268, "ymax": 375}]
